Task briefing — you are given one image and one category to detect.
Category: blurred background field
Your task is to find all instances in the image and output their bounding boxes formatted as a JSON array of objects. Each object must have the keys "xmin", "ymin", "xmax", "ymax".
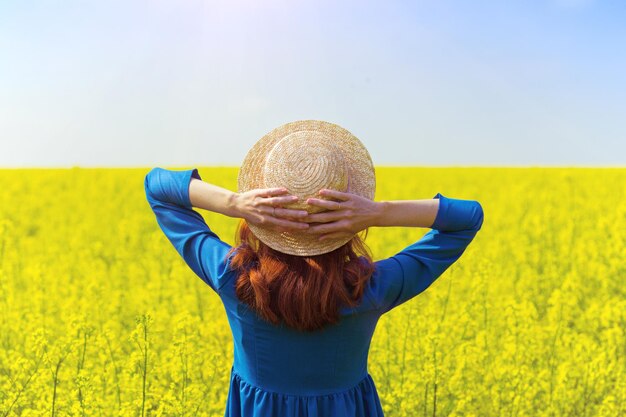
[{"xmin": 0, "ymin": 167, "xmax": 624, "ymax": 416}]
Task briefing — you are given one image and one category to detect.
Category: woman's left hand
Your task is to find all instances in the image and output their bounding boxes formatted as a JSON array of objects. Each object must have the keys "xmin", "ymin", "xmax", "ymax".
[{"xmin": 234, "ymin": 188, "xmax": 310, "ymax": 232}]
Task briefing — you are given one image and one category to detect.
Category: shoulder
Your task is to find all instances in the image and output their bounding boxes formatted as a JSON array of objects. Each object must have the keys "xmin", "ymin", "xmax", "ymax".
[{"xmin": 346, "ymin": 257, "xmax": 403, "ymax": 314}]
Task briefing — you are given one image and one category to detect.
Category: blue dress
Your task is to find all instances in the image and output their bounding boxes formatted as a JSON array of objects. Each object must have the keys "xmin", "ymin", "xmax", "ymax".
[{"xmin": 145, "ymin": 167, "xmax": 484, "ymax": 417}]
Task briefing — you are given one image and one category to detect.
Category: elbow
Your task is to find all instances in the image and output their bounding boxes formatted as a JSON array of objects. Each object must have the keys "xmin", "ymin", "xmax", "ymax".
[
  {"xmin": 472, "ymin": 201, "xmax": 484, "ymax": 231},
  {"xmin": 145, "ymin": 167, "xmax": 162, "ymax": 181},
  {"xmin": 144, "ymin": 167, "xmax": 162, "ymax": 200},
  {"xmin": 144, "ymin": 169, "xmax": 154, "ymax": 198}
]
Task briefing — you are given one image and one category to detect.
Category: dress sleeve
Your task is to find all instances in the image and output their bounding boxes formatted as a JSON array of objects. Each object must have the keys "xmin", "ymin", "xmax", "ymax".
[
  {"xmin": 368, "ymin": 193, "xmax": 484, "ymax": 314},
  {"xmin": 144, "ymin": 167, "xmax": 234, "ymax": 294}
]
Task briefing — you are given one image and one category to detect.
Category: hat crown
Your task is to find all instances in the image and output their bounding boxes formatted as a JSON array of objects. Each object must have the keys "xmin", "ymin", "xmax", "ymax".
[
  {"xmin": 263, "ymin": 131, "xmax": 348, "ymax": 214},
  {"xmin": 238, "ymin": 120, "xmax": 375, "ymax": 256}
]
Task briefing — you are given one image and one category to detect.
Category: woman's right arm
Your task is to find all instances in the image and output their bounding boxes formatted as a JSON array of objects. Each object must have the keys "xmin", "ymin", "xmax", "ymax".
[
  {"xmin": 372, "ymin": 193, "xmax": 484, "ymax": 312},
  {"xmin": 302, "ymin": 189, "xmax": 441, "ymax": 240},
  {"xmin": 372, "ymin": 198, "xmax": 440, "ymax": 228},
  {"xmin": 304, "ymin": 190, "xmax": 484, "ymax": 313}
]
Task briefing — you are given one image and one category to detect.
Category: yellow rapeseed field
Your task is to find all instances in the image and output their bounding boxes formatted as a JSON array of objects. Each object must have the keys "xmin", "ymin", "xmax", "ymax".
[{"xmin": 0, "ymin": 167, "xmax": 624, "ymax": 416}]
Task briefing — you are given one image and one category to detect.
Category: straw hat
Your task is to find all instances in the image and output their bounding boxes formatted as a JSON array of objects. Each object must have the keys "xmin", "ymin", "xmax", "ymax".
[{"xmin": 238, "ymin": 120, "xmax": 376, "ymax": 256}]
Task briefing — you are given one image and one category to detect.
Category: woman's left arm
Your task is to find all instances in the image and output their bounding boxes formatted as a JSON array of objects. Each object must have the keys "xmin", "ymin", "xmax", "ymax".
[
  {"xmin": 188, "ymin": 174, "xmax": 311, "ymax": 232},
  {"xmin": 144, "ymin": 167, "xmax": 308, "ymax": 294}
]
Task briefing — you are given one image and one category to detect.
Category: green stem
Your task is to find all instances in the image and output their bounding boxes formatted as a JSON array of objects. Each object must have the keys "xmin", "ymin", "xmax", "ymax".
[
  {"xmin": 3, "ymin": 350, "xmax": 44, "ymax": 417},
  {"xmin": 140, "ymin": 318, "xmax": 149, "ymax": 417}
]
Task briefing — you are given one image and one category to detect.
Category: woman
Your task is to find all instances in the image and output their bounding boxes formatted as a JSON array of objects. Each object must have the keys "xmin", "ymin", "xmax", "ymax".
[{"xmin": 144, "ymin": 120, "xmax": 484, "ymax": 417}]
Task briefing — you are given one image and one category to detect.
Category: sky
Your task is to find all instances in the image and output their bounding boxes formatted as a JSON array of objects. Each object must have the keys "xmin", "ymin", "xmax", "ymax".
[{"xmin": 1, "ymin": 0, "xmax": 625, "ymax": 167}]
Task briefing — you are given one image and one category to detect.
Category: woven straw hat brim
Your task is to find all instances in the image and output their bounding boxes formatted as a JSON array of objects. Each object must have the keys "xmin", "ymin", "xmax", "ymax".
[{"xmin": 238, "ymin": 120, "xmax": 375, "ymax": 256}]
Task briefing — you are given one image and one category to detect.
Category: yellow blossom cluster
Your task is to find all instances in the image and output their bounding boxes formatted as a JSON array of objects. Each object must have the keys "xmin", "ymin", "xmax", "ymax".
[{"xmin": 0, "ymin": 167, "xmax": 623, "ymax": 416}]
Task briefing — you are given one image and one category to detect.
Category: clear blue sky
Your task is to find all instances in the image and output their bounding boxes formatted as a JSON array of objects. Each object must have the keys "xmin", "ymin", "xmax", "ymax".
[{"xmin": 1, "ymin": 0, "xmax": 624, "ymax": 167}]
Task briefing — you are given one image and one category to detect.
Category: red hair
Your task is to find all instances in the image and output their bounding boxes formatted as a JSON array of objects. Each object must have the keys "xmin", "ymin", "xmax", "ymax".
[{"xmin": 226, "ymin": 220, "xmax": 376, "ymax": 332}]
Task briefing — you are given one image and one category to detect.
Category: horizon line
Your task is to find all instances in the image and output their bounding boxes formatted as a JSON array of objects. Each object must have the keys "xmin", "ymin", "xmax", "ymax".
[{"xmin": 1, "ymin": 165, "xmax": 624, "ymax": 170}]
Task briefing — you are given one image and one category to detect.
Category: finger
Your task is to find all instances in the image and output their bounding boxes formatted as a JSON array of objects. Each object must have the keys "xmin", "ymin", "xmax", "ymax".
[
  {"xmin": 301, "ymin": 211, "xmax": 343, "ymax": 223},
  {"xmin": 273, "ymin": 207, "xmax": 308, "ymax": 218},
  {"xmin": 318, "ymin": 188, "xmax": 352, "ymax": 201},
  {"xmin": 305, "ymin": 197, "xmax": 342, "ymax": 211},
  {"xmin": 305, "ymin": 221, "xmax": 345, "ymax": 234},
  {"xmin": 267, "ymin": 216, "xmax": 309, "ymax": 230},
  {"xmin": 262, "ymin": 195, "xmax": 299, "ymax": 206},
  {"xmin": 255, "ymin": 187, "xmax": 289, "ymax": 198}
]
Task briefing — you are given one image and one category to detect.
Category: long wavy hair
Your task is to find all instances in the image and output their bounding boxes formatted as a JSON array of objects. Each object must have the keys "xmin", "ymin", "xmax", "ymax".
[{"xmin": 226, "ymin": 220, "xmax": 376, "ymax": 332}]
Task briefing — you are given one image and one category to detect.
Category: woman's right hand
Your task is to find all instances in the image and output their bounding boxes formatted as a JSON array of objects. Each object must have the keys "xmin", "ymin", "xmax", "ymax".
[{"xmin": 302, "ymin": 189, "xmax": 383, "ymax": 241}]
